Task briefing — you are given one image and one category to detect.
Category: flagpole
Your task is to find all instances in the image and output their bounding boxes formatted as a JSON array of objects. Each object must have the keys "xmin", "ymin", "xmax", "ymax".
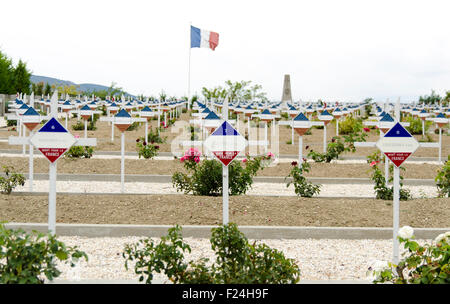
[{"xmin": 188, "ymin": 22, "xmax": 192, "ymax": 111}]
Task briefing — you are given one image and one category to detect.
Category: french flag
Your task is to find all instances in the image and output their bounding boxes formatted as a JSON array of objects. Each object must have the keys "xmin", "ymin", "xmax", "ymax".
[{"xmin": 190, "ymin": 25, "xmax": 219, "ymax": 51}]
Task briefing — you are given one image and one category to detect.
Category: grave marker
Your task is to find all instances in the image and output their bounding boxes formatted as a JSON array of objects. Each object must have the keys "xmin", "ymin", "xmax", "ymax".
[{"xmin": 204, "ymin": 99, "xmax": 248, "ymax": 224}]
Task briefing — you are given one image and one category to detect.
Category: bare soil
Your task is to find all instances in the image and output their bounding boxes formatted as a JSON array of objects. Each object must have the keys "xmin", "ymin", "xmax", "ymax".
[
  {"xmin": 0, "ymin": 194, "xmax": 448, "ymax": 227},
  {"xmin": 0, "ymin": 157, "xmax": 441, "ymax": 179}
]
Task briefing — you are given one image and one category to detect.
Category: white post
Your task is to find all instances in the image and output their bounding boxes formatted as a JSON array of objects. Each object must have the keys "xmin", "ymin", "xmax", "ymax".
[
  {"xmin": 145, "ymin": 120, "xmax": 148, "ymax": 143},
  {"xmin": 121, "ymin": 131, "xmax": 125, "ymax": 193},
  {"xmin": 84, "ymin": 118, "xmax": 88, "ymax": 138},
  {"xmin": 111, "ymin": 118, "xmax": 115, "ymax": 142},
  {"xmin": 222, "ymin": 164, "xmax": 229, "ymax": 225},
  {"xmin": 187, "ymin": 22, "xmax": 192, "ymax": 111},
  {"xmin": 29, "ymin": 130, "xmax": 34, "ymax": 192},
  {"xmin": 157, "ymin": 107, "xmax": 161, "ymax": 135},
  {"xmin": 323, "ymin": 124, "xmax": 327, "ymax": 153},
  {"xmin": 439, "ymin": 127, "xmax": 442, "ymax": 163},
  {"xmin": 393, "ymin": 166, "xmax": 400, "ymax": 264},
  {"xmin": 298, "ymin": 135, "xmax": 303, "ymax": 164},
  {"xmin": 65, "ymin": 113, "xmax": 68, "ymax": 129},
  {"xmin": 422, "ymin": 120, "xmax": 425, "ymax": 138},
  {"xmin": 48, "ymin": 161, "xmax": 57, "ymax": 235},
  {"xmin": 19, "ymin": 118, "xmax": 26, "ymax": 156},
  {"xmin": 291, "ymin": 118, "xmax": 294, "ymax": 145},
  {"xmin": 264, "ymin": 121, "xmax": 268, "ymax": 153},
  {"xmin": 336, "ymin": 117, "xmax": 339, "ymax": 136},
  {"xmin": 385, "ymin": 156, "xmax": 389, "ymax": 185}
]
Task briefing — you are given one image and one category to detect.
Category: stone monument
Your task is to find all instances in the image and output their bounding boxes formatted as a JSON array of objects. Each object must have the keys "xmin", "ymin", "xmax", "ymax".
[{"xmin": 281, "ymin": 74, "xmax": 292, "ymax": 110}]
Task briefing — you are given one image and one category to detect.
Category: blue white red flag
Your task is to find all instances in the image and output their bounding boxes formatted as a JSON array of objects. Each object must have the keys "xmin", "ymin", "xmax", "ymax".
[{"xmin": 190, "ymin": 25, "xmax": 219, "ymax": 51}]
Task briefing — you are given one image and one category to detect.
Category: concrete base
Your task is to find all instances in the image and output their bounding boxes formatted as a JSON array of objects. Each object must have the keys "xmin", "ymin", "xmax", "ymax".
[
  {"xmin": 19, "ymin": 173, "xmax": 435, "ymax": 186},
  {"xmin": 4, "ymin": 223, "xmax": 448, "ymax": 240}
]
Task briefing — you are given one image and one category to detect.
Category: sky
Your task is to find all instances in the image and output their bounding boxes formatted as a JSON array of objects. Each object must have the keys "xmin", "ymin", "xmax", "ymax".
[{"xmin": 1, "ymin": 0, "xmax": 450, "ymax": 103}]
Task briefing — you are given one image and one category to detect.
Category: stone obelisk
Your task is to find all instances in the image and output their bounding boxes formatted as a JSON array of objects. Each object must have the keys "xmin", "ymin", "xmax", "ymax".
[{"xmin": 281, "ymin": 74, "xmax": 292, "ymax": 110}]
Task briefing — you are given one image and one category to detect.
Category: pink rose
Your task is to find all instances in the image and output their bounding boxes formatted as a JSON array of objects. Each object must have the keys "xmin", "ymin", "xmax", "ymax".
[
  {"xmin": 242, "ymin": 158, "xmax": 248, "ymax": 163},
  {"xmin": 364, "ymin": 127, "xmax": 370, "ymax": 132},
  {"xmin": 370, "ymin": 161, "xmax": 379, "ymax": 167},
  {"xmin": 267, "ymin": 152, "xmax": 274, "ymax": 158}
]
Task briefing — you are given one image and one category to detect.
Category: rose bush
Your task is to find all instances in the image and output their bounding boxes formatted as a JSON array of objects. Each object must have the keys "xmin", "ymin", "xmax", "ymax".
[
  {"xmin": 172, "ymin": 149, "xmax": 267, "ymax": 196},
  {"xmin": 136, "ymin": 137, "xmax": 159, "ymax": 159},
  {"xmin": 435, "ymin": 155, "xmax": 450, "ymax": 197},
  {"xmin": 369, "ymin": 227, "xmax": 449, "ymax": 284},
  {"xmin": 367, "ymin": 151, "xmax": 412, "ymax": 200},
  {"xmin": 123, "ymin": 223, "xmax": 301, "ymax": 284},
  {"xmin": 285, "ymin": 159, "xmax": 321, "ymax": 197}
]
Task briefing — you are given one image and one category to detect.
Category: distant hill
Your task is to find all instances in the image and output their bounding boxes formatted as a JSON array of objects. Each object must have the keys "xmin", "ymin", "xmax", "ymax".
[{"xmin": 30, "ymin": 75, "xmax": 135, "ymax": 97}]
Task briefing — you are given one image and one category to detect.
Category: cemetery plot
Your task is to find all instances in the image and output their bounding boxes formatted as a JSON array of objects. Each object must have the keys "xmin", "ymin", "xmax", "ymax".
[{"xmin": 0, "ymin": 194, "xmax": 448, "ymax": 228}]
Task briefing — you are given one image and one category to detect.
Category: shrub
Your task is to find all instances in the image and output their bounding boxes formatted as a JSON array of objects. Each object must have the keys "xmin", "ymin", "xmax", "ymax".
[
  {"xmin": 369, "ymin": 226, "xmax": 449, "ymax": 284},
  {"xmin": 7, "ymin": 119, "xmax": 17, "ymax": 127},
  {"xmin": 65, "ymin": 145, "xmax": 94, "ymax": 159},
  {"xmin": 0, "ymin": 165, "xmax": 25, "ymax": 194},
  {"xmin": 123, "ymin": 223, "xmax": 301, "ymax": 284},
  {"xmin": 148, "ymin": 126, "xmax": 166, "ymax": 144},
  {"xmin": 286, "ymin": 160, "xmax": 321, "ymax": 197},
  {"xmin": 338, "ymin": 115, "xmax": 363, "ymax": 135},
  {"xmin": 126, "ymin": 121, "xmax": 140, "ymax": 131},
  {"xmin": 172, "ymin": 149, "xmax": 267, "ymax": 196},
  {"xmin": 0, "ymin": 223, "xmax": 88, "ymax": 284},
  {"xmin": 436, "ymin": 155, "xmax": 450, "ymax": 198},
  {"xmin": 136, "ymin": 137, "xmax": 159, "ymax": 159},
  {"xmin": 307, "ymin": 137, "xmax": 346, "ymax": 163},
  {"xmin": 72, "ymin": 114, "xmax": 99, "ymax": 131},
  {"xmin": 367, "ymin": 152, "xmax": 412, "ymax": 200},
  {"xmin": 307, "ymin": 125, "xmax": 367, "ymax": 163},
  {"xmin": 405, "ymin": 117, "xmax": 432, "ymax": 135},
  {"xmin": 418, "ymin": 134, "xmax": 434, "ymax": 143}
]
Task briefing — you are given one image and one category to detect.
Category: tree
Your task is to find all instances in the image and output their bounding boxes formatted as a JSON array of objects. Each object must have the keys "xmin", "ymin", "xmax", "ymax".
[
  {"xmin": 54, "ymin": 84, "xmax": 79, "ymax": 97},
  {"xmin": 44, "ymin": 82, "xmax": 52, "ymax": 96},
  {"xmin": 249, "ymin": 83, "xmax": 268, "ymax": 102},
  {"xmin": 202, "ymin": 80, "xmax": 267, "ymax": 103},
  {"xmin": 35, "ymin": 82, "xmax": 44, "ymax": 96},
  {"xmin": 418, "ymin": 90, "xmax": 441, "ymax": 105},
  {"xmin": 107, "ymin": 82, "xmax": 124, "ymax": 97},
  {"xmin": 12, "ymin": 59, "xmax": 31, "ymax": 94},
  {"xmin": 224, "ymin": 80, "xmax": 251, "ymax": 102},
  {"xmin": 201, "ymin": 86, "xmax": 226, "ymax": 101},
  {"xmin": 159, "ymin": 90, "xmax": 167, "ymax": 101},
  {"xmin": 0, "ymin": 51, "xmax": 15, "ymax": 94},
  {"xmin": 442, "ymin": 91, "xmax": 450, "ymax": 107}
]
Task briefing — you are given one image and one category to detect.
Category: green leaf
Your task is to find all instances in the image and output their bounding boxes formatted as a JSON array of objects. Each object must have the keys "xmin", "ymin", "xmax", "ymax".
[{"xmin": 55, "ymin": 250, "xmax": 68, "ymax": 260}]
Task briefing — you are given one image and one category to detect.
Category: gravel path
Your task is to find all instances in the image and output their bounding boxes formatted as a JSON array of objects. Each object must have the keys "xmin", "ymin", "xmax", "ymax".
[
  {"xmin": 16, "ymin": 180, "xmax": 439, "ymax": 198},
  {"xmin": 49, "ymin": 236, "xmax": 431, "ymax": 283}
]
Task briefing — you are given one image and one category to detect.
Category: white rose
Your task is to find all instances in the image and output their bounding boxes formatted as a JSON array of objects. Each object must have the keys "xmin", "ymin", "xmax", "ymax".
[
  {"xmin": 398, "ymin": 226, "xmax": 414, "ymax": 239},
  {"xmin": 372, "ymin": 260, "xmax": 389, "ymax": 272},
  {"xmin": 434, "ymin": 233, "xmax": 447, "ymax": 244}
]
